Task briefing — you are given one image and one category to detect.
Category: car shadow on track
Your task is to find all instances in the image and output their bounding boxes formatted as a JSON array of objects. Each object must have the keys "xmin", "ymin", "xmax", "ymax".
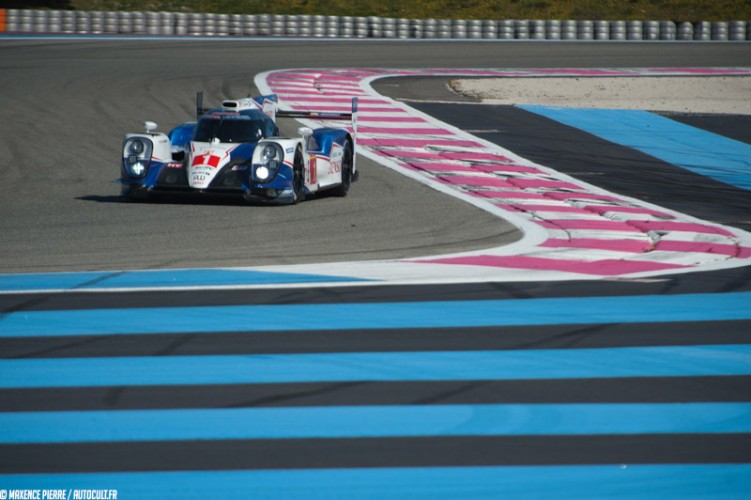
[{"xmin": 76, "ymin": 193, "xmax": 322, "ymax": 207}]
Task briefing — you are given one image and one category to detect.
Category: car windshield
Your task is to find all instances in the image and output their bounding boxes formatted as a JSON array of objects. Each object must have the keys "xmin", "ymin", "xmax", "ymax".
[{"xmin": 193, "ymin": 117, "xmax": 264, "ymax": 143}]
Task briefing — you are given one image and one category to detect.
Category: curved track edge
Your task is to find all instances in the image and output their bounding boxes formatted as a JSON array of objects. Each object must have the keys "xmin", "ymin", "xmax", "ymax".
[{"xmin": 2, "ymin": 66, "xmax": 751, "ymax": 293}]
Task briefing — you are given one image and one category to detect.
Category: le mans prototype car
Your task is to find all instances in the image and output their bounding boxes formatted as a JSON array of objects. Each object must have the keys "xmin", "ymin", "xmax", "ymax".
[{"xmin": 120, "ymin": 93, "xmax": 358, "ymax": 204}]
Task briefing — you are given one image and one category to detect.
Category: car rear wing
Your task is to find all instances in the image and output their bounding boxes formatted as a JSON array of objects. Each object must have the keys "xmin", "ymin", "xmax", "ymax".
[
  {"xmin": 195, "ymin": 92, "xmax": 358, "ymax": 145},
  {"xmin": 195, "ymin": 92, "xmax": 280, "ymax": 121},
  {"xmin": 277, "ymin": 97, "xmax": 359, "ymax": 143}
]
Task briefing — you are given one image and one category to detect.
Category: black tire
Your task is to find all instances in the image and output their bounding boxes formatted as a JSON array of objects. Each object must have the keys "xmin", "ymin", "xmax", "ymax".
[
  {"xmin": 292, "ymin": 148, "xmax": 305, "ymax": 204},
  {"xmin": 332, "ymin": 140, "xmax": 353, "ymax": 197}
]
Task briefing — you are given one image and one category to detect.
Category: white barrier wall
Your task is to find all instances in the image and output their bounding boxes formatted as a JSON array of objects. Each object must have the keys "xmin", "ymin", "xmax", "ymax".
[{"xmin": 2, "ymin": 9, "xmax": 749, "ymax": 40}]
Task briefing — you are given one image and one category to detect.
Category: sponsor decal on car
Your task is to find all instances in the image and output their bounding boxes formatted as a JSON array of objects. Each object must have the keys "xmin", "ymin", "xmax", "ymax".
[
  {"xmin": 191, "ymin": 166, "xmax": 213, "ymax": 187},
  {"xmin": 328, "ymin": 144, "xmax": 343, "ymax": 174}
]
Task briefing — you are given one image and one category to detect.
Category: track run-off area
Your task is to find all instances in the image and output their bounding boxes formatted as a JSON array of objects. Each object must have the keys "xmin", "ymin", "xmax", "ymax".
[
  {"xmin": 1, "ymin": 38, "xmax": 751, "ymax": 498},
  {"xmin": 254, "ymin": 66, "xmax": 751, "ymax": 283}
]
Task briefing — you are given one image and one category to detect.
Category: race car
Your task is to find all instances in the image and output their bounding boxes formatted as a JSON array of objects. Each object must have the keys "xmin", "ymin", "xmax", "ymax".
[{"xmin": 120, "ymin": 92, "xmax": 358, "ymax": 204}]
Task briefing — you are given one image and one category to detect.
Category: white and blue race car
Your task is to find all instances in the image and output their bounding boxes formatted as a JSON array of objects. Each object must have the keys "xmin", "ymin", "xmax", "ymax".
[{"xmin": 120, "ymin": 93, "xmax": 357, "ymax": 204}]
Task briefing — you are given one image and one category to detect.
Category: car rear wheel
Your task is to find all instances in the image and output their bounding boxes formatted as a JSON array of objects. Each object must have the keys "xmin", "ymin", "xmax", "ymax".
[
  {"xmin": 332, "ymin": 140, "xmax": 353, "ymax": 197},
  {"xmin": 292, "ymin": 148, "xmax": 305, "ymax": 204}
]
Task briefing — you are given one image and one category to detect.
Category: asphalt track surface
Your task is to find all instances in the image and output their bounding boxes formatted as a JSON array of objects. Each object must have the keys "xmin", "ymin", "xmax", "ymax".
[
  {"xmin": 0, "ymin": 39, "xmax": 750, "ymax": 273},
  {"xmin": 1, "ymin": 39, "xmax": 751, "ymax": 497},
  {"xmin": 404, "ymin": 102, "xmax": 751, "ymax": 232}
]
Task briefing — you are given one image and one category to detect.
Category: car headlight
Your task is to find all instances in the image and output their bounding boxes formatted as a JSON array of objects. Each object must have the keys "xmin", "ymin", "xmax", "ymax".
[
  {"xmin": 255, "ymin": 165, "xmax": 271, "ymax": 181},
  {"xmin": 262, "ymin": 144, "xmax": 277, "ymax": 161},
  {"xmin": 122, "ymin": 137, "xmax": 153, "ymax": 178},
  {"xmin": 129, "ymin": 139, "xmax": 145, "ymax": 155},
  {"xmin": 129, "ymin": 161, "xmax": 147, "ymax": 176},
  {"xmin": 253, "ymin": 143, "xmax": 284, "ymax": 182}
]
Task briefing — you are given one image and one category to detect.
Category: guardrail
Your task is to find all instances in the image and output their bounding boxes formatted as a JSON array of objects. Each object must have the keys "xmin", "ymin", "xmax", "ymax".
[{"xmin": 1, "ymin": 9, "xmax": 749, "ymax": 40}]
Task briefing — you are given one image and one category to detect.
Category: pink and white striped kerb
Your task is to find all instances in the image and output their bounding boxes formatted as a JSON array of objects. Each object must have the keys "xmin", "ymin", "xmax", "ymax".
[{"xmin": 256, "ymin": 68, "xmax": 751, "ymax": 280}]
